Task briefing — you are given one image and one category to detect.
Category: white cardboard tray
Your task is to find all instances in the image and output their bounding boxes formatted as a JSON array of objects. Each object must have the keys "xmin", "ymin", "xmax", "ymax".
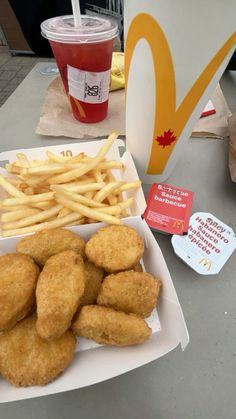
[
  {"xmin": 0, "ymin": 140, "xmax": 189, "ymax": 402},
  {"xmin": 0, "ymin": 217, "xmax": 189, "ymax": 403}
]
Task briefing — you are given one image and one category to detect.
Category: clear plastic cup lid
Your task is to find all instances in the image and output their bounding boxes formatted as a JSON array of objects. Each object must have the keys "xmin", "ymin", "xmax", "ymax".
[{"xmin": 41, "ymin": 15, "xmax": 119, "ymax": 44}]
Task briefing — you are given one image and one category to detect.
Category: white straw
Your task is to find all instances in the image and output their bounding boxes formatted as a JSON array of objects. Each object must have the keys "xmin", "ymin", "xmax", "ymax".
[{"xmin": 71, "ymin": 0, "xmax": 82, "ymax": 26}]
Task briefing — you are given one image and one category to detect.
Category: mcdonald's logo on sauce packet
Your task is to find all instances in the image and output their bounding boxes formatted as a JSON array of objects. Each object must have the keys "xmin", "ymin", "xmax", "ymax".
[
  {"xmin": 143, "ymin": 183, "xmax": 194, "ymax": 235},
  {"xmin": 171, "ymin": 212, "xmax": 236, "ymax": 275}
]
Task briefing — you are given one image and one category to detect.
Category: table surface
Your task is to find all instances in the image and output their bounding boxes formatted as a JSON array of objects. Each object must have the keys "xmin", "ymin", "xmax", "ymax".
[{"xmin": 0, "ymin": 63, "xmax": 236, "ymax": 419}]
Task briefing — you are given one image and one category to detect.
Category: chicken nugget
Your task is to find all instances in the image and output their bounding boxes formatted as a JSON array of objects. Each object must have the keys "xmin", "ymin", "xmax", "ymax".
[
  {"xmin": 76, "ymin": 261, "xmax": 104, "ymax": 311},
  {"xmin": 0, "ymin": 317, "xmax": 76, "ymax": 387},
  {"xmin": 112, "ymin": 261, "xmax": 143, "ymax": 274},
  {"xmin": 97, "ymin": 271, "xmax": 162, "ymax": 318},
  {"xmin": 16, "ymin": 228, "xmax": 85, "ymax": 267},
  {"xmin": 36, "ymin": 250, "xmax": 86, "ymax": 340},
  {"xmin": 0, "ymin": 253, "xmax": 39, "ymax": 332},
  {"xmin": 132, "ymin": 261, "xmax": 143, "ymax": 272},
  {"xmin": 72, "ymin": 305, "xmax": 151, "ymax": 346},
  {"xmin": 85, "ymin": 225, "xmax": 144, "ymax": 272}
]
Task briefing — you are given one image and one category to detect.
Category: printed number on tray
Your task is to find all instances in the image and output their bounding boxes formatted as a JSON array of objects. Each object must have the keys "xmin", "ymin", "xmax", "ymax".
[{"xmin": 60, "ymin": 150, "xmax": 73, "ymax": 158}]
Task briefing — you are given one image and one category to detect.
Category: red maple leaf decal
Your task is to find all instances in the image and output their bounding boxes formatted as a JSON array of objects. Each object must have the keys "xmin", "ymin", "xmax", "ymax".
[{"xmin": 155, "ymin": 129, "xmax": 176, "ymax": 148}]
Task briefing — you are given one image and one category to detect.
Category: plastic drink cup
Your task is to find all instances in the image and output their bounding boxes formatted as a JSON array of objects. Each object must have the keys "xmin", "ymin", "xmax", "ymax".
[{"xmin": 41, "ymin": 15, "xmax": 118, "ymax": 123}]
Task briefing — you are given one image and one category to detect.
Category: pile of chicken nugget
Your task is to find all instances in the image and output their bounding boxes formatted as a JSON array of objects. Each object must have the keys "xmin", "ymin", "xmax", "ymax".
[{"xmin": 0, "ymin": 225, "xmax": 162, "ymax": 388}]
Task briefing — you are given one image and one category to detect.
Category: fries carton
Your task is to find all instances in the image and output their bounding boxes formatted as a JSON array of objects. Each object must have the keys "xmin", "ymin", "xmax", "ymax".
[
  {"xmin": 0, "ymin": 140, "xmax": 146, "ymax": 236},
  {"xmin": 0, "ymin": 140, "xmax": 189, "ymax": 402},
  {"xmin": 124, "ymin": 0, "xmax": 236, "ymax": 183}
]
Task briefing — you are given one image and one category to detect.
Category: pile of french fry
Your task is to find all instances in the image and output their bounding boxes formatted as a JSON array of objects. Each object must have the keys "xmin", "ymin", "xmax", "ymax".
[{"xmin": 0, "ymin": 133, "xmax": 141, "ymax": 237}]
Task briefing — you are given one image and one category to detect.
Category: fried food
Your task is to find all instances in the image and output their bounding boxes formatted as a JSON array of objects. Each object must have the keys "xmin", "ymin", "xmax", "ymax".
[
  {"xmin": 76, "ymin": 261, "xmax": 104, "ymax": 311},
  {"xmin": 132, "ymin": 261, "xmax": 143, "ymax": 272},
  {"xmin": 85, "ymin": 225, "xmax": 144, "ymax": 272},
  {"xmin": 0, "ymin": 133, "xmax": 141, "ymax": 237},
  {"xmin": 0, "ymin": 253, "xmax": 39, "ymax": 332},
  {"xmin": 0, "ymin": 317, "xmax": 76, "ymax": 386},
  {"xmin": 72, "ymin": 305, "xmax": 151, "ymax": 346},
  {"xmin": 113, "ymin": 261, "xmax": 143, "ymax": 274},
  {"xmin": 16, "ymin": 228, "xmax": 85, "ymax": 266},
  {"xmin": 97, "ymin": 271, "xmax": 162, "ymax": 318},
  {"xmin": 36, "ymin": 250, "xmax": 86, "ymax": 340}
]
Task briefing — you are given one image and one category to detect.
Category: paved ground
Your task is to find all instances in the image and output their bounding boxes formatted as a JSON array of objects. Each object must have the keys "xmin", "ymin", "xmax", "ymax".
[{"xmin": 0, "ymin": 46, "xmax": 54, "ymax": 107}]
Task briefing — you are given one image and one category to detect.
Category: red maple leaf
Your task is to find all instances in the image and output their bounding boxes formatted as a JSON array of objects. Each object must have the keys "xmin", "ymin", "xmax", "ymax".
[{"xmin": 155, "ymin": 129, "xmax": 176, "ymax": 148}]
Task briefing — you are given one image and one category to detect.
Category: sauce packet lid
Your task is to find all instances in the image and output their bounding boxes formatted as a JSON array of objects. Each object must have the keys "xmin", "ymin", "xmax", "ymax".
[
  {"xmin": 143, "ymin": 183, "xmax": 194, "ymax": 235},
  {"xmin": 171, "ymin": 212, "xmax": 236, "ymax": 275}
]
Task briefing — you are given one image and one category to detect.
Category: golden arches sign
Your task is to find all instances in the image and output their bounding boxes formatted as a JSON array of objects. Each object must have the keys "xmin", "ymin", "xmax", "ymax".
[{"xmin": 125, "ymin": 13, "xmax": 236, "ymax": 175}]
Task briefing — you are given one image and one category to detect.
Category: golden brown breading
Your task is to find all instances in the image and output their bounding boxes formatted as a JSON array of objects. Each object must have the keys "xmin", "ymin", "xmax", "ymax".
[
  {"xmin": 0, "ymin": 253, "xmax": 39, "ymax": 332},
  {"xmin": 132, "ymin": 261, "xmax": 143, "ymax": 272},
  {"xmin": 85, "ymin": 225, "xmax": 144, "ymax": 272},
  {"xmin": 112, "ymin": 261, "xmax": 143, "ymax": 275},
  {"xmin": 76, "ymin": 260, "xmax": 104, "ymax": 311},
  {"xmin": 36, "ymin": 250, "xmax": 86, "ymax": 340},
  {"xmin": 72, "ymin": 305, "xmax": 151, "ymax": 346},
  {"xmin": 97, "ymin": 271, "xmax": 162, "ymax": 318},
  {"xmin": 0, "ymin": 317, "xmax": 76, "ymax": 387},
  {"xmin": 16, "ymin": 228, "xmax": 85, "ymax": 266}
]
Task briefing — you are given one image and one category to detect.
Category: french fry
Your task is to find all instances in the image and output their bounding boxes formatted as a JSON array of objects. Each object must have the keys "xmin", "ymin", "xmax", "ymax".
[
  {"xmin": 2, "ymin": 204, "xmax": 63, "ymax": 230},
  {"xmin": 46, "ymin": 151, "xmax": 85, "ymax": 164},
  {"xmin": 31, "ymin": 201, "xmax": 56, "ymax": 210},
  {"xmin": 57, "ymin": 207, "xmax": 72, "ymax": 218},
  {"xmin": 58, "ymin": 177, "xmax": 95, "ymax": 188},
  {"xmin": 3, "ymin": 178, "xmax": 20, "ymax": 186},
  {"xmin": 94, "ymin": 197, "xmax": 134, "ymax": 215},
  {"xmin": 115, "ymin": 180, "xmax": 142, "ymax": 193},
  {"xmin": 23, "ymin": 163, "xmax": 75, "ymax": 176},
  {"xmin": 53, "ymin": 186, "xmax": 107, "ymax": 208},
  {"xmin": 33, "ymin": 186, "xmax": 50, "ymax": 194},
  {"xmin": 92, "ymin": 169, "xmax": 104, "ymax": 183},
  {"xmin": 21, "ymin": 175, "xmax": 50, "ymax": 187},
  {"xmin": 55, "ymin": 194, "xmax": 121, "ymax": 225},
  {"xmin": 96, "ymin": 161, "xmax": 124, "ymax": 170},
  {"xmin": 107, "ymin": 195, "xmax": 118, "ymax": 205},
  {"xmin": 0, "ymin": 205, "xmax": 32, "ymax": 212},
  {"xmin": 1, "ymin": 192, "xmax": 54, "ymax": 207},
  {"xmin": 1, "ymin": 208, "xmax": 40, "ymax": 223},
  {"xmin": 46, "ymin": 150, "xmax": 65, "ymax": 162},
  {"xmin": 67, "ymin": 218, "xmax": 86, "ymax": 226},
  {"xmin": 2, "ymin": 212, "xmax": 83, "ymax": 237},
  {"xmin": 0, "ymin": 175, "xmax": 25, "ymax": 198},
  {"xmin": 93, "ymin": 182, "xmax": 124, "ymax": 203},
  {"xmin": 16, "ymin": 153, "xmax": 30, "ymax": 168},
  {"xmin": 48, "ymin": 132, "xmax": 118, "ymax": 184},
  {"xmin": 84, "ymin": 191, "xmax": 94, "ymax": 200},
  {"xmin": 0, "ymin": 132, "xmax": 141, "ymax": 237},
  {"xmin": 18, "ymin": 182, "xmax": 29, "ymax": 192},
  {"xmin": 50, "ymin": 182, "xmax": 105, "ymax": 194},
  {"xmin": 24, "ymin": 187, "xmax": 35, "ymax": 196},
  {"xmin": 5, "ymin": 163, "xmax": 21, "ymax": 174},
  {"xmin": 67, "ymin": 152, "xmax": 85, "ymax": 163}
]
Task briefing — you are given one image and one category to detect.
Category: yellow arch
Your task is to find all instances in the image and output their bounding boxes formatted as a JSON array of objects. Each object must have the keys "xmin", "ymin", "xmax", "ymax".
[{"xmin": 125, "ymin": 13, "xmax": 236, "ymax": 174}]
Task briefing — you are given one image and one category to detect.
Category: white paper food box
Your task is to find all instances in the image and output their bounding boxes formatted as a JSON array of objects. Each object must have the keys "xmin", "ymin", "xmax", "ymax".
[{"xmin": 0, "ymin": 140, "xmax": 189, "ymax": 402}]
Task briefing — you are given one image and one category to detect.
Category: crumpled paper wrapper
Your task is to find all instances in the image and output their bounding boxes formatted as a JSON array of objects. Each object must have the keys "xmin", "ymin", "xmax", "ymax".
[
  {"xmin": 36, "ymin": 76, "xmax": 125, "ymax": 139},
  {"xmin": 192, "ymin": 83, "xmax": 231, "ymax": 139},
  {"xmin": 228, "ymin": 112, "xmax": 236, "ymax": 182},
  {"xmin": 36, "ymin": 77, "xmax": 230, "ymax": 140}
]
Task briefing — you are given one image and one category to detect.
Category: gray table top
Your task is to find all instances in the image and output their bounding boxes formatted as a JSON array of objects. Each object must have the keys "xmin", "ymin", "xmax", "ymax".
[{"xmin": 0, "ymin": 63, "xmax": 236, "ymax": 419}]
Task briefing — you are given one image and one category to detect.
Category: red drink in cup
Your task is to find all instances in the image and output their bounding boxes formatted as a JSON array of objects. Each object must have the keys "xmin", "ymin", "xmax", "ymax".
[{"xmin": 41, "ymin": 15, "xmax": 118, "ymax": 123}]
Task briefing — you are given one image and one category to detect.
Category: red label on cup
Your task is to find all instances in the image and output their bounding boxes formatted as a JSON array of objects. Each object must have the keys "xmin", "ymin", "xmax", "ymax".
[{"xmin": 143, "ymin": 183, "xmax": 194, "ymax": 235}]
